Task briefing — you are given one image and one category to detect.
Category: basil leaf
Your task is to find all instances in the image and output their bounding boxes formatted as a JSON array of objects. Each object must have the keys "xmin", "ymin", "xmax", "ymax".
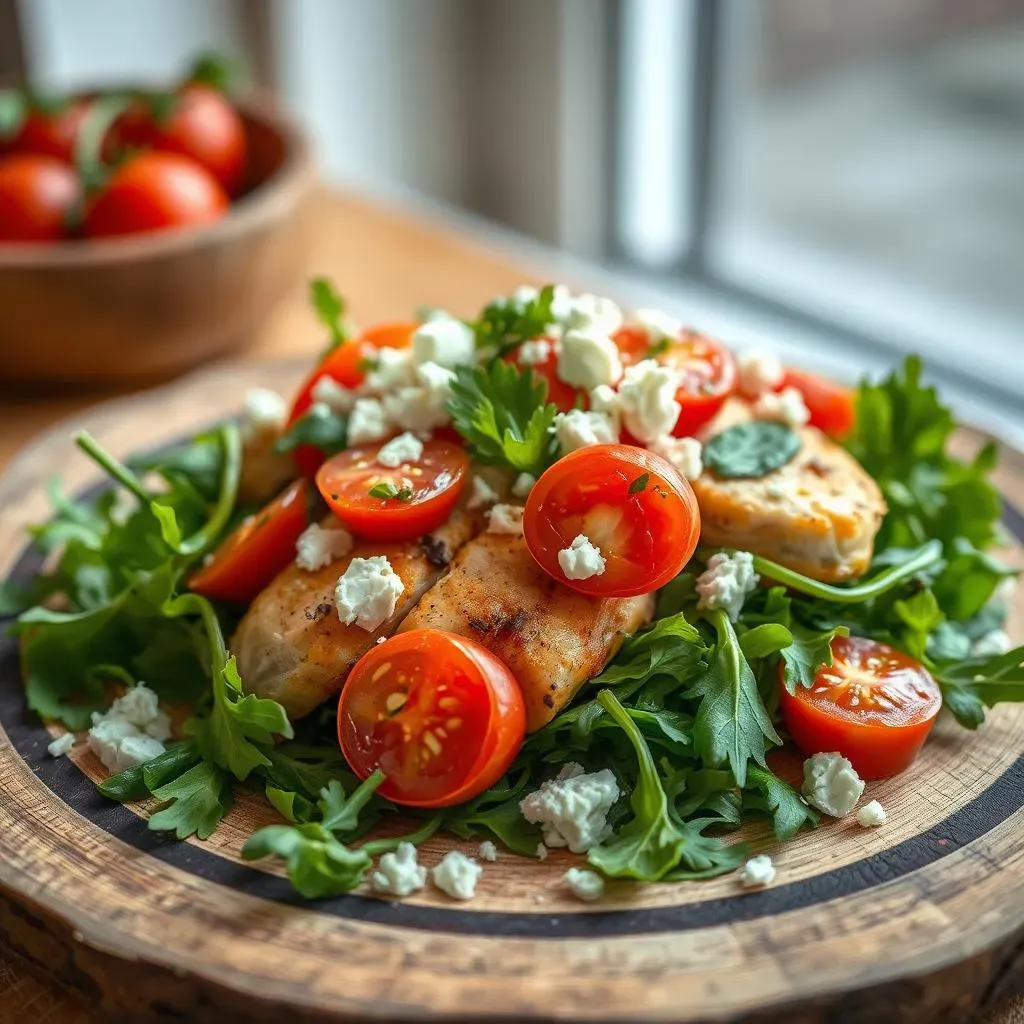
[{"xmin": 703, "ymin": 422, "xmax": 801, "ymax": 479}]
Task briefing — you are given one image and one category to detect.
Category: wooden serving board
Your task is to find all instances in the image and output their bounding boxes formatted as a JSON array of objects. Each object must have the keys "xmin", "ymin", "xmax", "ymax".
[{"xmin": 1, "ymin": 360, "xmax": 1023, "ymax": 1024}]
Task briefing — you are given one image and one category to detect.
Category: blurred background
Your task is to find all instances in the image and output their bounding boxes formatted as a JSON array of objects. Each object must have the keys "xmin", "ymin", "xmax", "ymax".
[{"xmin": 2, "ymin": 0, "xmax": 1022, "ymax": 434}]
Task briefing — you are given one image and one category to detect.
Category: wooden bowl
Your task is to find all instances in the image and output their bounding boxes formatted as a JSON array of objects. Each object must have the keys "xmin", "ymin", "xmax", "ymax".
[{"xmin": 0, "ymin": 92, "xmax": 315, "ymax": 385}]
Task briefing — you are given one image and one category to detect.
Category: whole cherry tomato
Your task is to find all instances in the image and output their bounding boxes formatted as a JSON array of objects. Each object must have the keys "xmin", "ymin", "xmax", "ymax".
[
  {"xmin": 780, "ymin": 368, "xmax": 856, "ymax": 439},
  {"xmin": 8, "ymin": 98, "xmax": 91, "ymax": 163},
  {"xmin": 339, "ymin": 628, "xmax": 526, "ymax": 807},
  {"xmin": 0, "ymin": 154, "xmax": 79, "ymax": 242},
  {"xmin": 779, "ymin": 635, "xmax": 942, "ymax": 779}
]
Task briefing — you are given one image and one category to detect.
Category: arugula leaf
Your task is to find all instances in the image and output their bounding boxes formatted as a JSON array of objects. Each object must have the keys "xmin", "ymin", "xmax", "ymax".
[
  {"xmin": 148, "ymin": 761, "xmax": 232, "ymax": 840},
  {"xmin": 318, "ymin": 771, "xmax": 384, "ymax": 834},
  {"xmin": 445, "ymin": 766, "xmax": 541, "ymax": 856},
  {"xmin": 892, "ymin": 588, "xmax": 943, "ymax": 661},
  {"xmin": 703, "ymin": 422, "xmax": 801, "ymax": 479},
  {"xmin": 309, "ymin": 277, "xmax": 350, "ymax": 351},
  {"xmin": 592, "ymin": 613, "xmax": 707, "ymax": 688},
  {"xmin": 744, "ymin": 764, "xmax": 819, "ymax": 840},
  {"xmin": 737, "ymin": 623, "xmax": 792, "ymax": 663},
  {"xmin": 276, "ymin": 403, "xmax": 348, "ymax": 457},
  {"xmin": 781, "ymin": 624, "xmax": 849, "ymax": 694},
  {"xmin": 98, "ymin": 741, "xmax": 201, "ymax": 802},
  {"xmin": 933, "ymin": 645, "xmax": 1024, "ymax": 729},
  {"xmin": 448, "ymin": 361, "xmax": 558, "ymax": 475},
  {"xmin": 471, "ymin": 284, "xmax": 555, "ymax": 357}
]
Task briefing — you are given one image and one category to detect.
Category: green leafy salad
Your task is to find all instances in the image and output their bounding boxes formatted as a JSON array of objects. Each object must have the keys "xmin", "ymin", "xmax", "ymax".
[{"xmin": 5, "ymin": 280, "xmax": 1023, "ymax": 901}]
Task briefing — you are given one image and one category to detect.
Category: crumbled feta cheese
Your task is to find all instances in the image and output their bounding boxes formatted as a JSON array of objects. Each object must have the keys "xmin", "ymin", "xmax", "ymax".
[
  {"xmin": 970, "ymin": 629, "xmax": 1012, "ymax": 658},
  {"xmin": 753, "ymin": 386, "xmax": 810, "ymax": 427},
  {"xmin": 241, "ymin": 388, "xmax": 287, "ymax": 441},
  {"xmin": 696, "ymin": 551, "xmax": 759, "ymax": 622},
  {"xmin": 365, "ymin": 346, "xmax": 415, "ymax": 393},
  {"xmin": 334, "ymin": 556, "xmax": 405, "ymax": 632},
  {"xmin": 739, "ymin": 854, "xmax": 776, "ymax": 888},
  {"xmin": 856, "ymin": 799, "xmax": 887, "ymax": 827},
  {"xmin": 520, "ymin": 762, "xmax": 620, "ymax": 853},
  {"xmin": 118, "ymin": 734, "xmax": 167, "ymax": 766},
  {"xmin": 995, "ymin": 575, "xmax": 1018, "ymax": 605},
  {"xmin": 558, "ymin": 534, "xmax": 606, "ymax": 581},
  {"xmin": 560, "ymin": 293, "xmax": 623, "ymax": 334},
  {"xmin": 589, "ymin": 384, "xmax": 622, "ymax": 433},
  {"xmin": 547, "ymin": 284, "xmax": 574, "ymax": 322},
  {"xmin": 564, "ymin": 867, "xmax": 605, "ymax": 902},
  {"xmin": 553, "ymin": 409, "xmax": 618, "ymax": 454},
  {"xmin": 310, "ymin": 375, "xmax": 357, "ymax": 413},
  {"xmin": 512, "ymin": 284, "xmax": 539, "ymax": 306},
  {"xmin": 617, "ymin": 359, "xmax": 681, "ymax": 443},
  {"xmin": 518, "ymin": 339, "xmax": 551, "ymax": 366},
  {"xmin": 765, "ymin": 479, "xmax": 788, "ymax": 500},
  {"xmin": 536, "ymin": 843, "xmax": 549, "ymax": 861},
  {"xmin": 736, "ymin": 350, "xmax": 784, "ymax": 398},
  {"xmin": 650, "ymin": 435, "xmax": 703, "ymax": 481},
  {"xmin": 382, "ymin": 361, "xmax": 456, "ymax": 434},
  {"xmin": 347, "ymin": 398, "xmax": 391, "ymax": 445},
  {"xmin": 512, "ymin": 473, "xmax": 536, "ymax": 499},
  {"xmin": 467, "ymin": 475, "xmax": 501, "ymax": 509},
  {"xmin": 377, "ymin": 432, "xmax": 424, "ymax": 468},
  {"xmin": 412, "ymin": 318, "xmax": 475, "ymax": 368},
  {"xmin": 107, "ymin": 682, "xmax": 171, "ymax": 737},
  {"xmin": 295, "ymin": 521, "xmax": 354, "ymax": 571},
  {"xmin": 486, "ymin": 504, "xmax": 525, "ymax": 535},
  {"xmin": 478, "ymin": 840, "xmax": 499, "ymax": 862},
  {"xmin": 802, "ymin": 752, "xmax": 865, "ymax": 818},
  {"xmin": 431, "ymin": 850, "xmax": 482, "ymax": 900},
  {"xmin": 371, "ymin": 842, "xmax": 427, "ymax": 897},
  {"xmin": 557, "ymin": 328, "xmax": 623, "ymax": 390},
  {"xmin": 630, "ymin": 307, "xmax": 684, "ymax": 343},
  {"xmin": 47, "ymin": 732, "xmax": 75, "ymax": 758},
  {"xmin": 87, "ymin": 683, "xmax": 170, "ymax": 773}
]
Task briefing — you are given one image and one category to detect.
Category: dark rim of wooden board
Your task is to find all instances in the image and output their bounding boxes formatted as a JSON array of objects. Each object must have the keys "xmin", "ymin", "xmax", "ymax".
[{"xmin": 0, "ymin": 359, "xmax": 1022, "ymax": 1024}]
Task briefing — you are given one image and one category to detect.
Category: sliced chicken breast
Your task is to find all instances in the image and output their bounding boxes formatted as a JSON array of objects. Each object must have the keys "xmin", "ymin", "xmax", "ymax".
[
  {"xmin": 233, "ymin": 511, "xmax": 480, "ymax": 718},
  {"xmin": 398, "ymin": 532, "xmax": 655, "ymax": 731}
]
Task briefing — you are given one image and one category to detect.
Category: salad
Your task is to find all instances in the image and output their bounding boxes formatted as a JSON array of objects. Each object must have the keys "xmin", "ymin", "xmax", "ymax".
[{"xmin": 8, "ymin": 280, "xmax": 1023, "ymax": 903}]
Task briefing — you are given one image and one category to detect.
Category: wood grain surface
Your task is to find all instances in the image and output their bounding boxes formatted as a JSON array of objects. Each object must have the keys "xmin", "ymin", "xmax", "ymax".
[{"xmin": 0, "ymin": 359, "xmax": 1023, "ymax": 1023}]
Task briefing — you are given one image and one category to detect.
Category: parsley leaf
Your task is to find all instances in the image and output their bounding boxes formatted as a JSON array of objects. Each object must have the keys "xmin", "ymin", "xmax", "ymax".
[
  {"xmin": 309, "ymin": 277, "xmax": 350, "ymax": 352},
  {"xmin": 472, "ymin": 284, "xmax": 555, "ymax": 357},
  {"xmin": 276, "ymin": 404, "xmax": 348, "ymax": 458},
  {"xmin": 780, "ymin": 624, "xmax": 849, "ymax": 694},
  {"xmin": 629, "ymin": 472, "xmax": 650, "ymax": 494},
  {"xmin": 148, "ymin": 761, "xmax": 232, "ymax": 840},
  {"xmin": 368, "ymin": 481, "xmax": 413, "ymax": 501},
  {"xmin": 932, "ymin": 645, "xmax": 1024, "ymax": 729}
]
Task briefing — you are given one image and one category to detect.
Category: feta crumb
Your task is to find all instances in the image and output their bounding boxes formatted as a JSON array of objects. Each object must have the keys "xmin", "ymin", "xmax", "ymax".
[
  {"xmin": 736, "ymin": 350, "xmax": 784, "ymax": 398},
  {"xmin": 478, "ymin": 840, "xmax": 499, "ymax": 862},
  {"xmin": 371, "ymin": 842, "xmax": 427, "ymax": 897},
  {"xmin": 765, "ymin": 479, "xmax": 788, "ymax": 500},
  {"xmin": 486, "ymin": 503, "xmax": 525, "ymax": 535},
  {"xmin": 856, "ymin": 799, "xmax": 887, "ymax": 827},
  {"xmin": 553, "ymin": 408, "xmax": 618, "ymax": 454},
  {"xmin": 617, "ymin": 359, "xmax": 681, "ymax": 443},
  {"xmin": 241, "ymin": 388, "xmax": 287, "ymax": 441},
  {"xmin": 377, "ymin": 432, "xmax": 424, "ymax": 468},
  {"xmin": 520, "ymin": 762, "xmax": 620, "ymax": 853},
  {"xmin": 512, "ymin": 284, "xmax": 539, "ymax": 306},
  {"xmin": 558, "ymin": 534, "xmax": 606, "ymax": 581},
  {"xmin": 347, "ymin": 397, "xmax": 391, "ymax": 445},
  {"xmin": 589, "ymin": 384, "xmax": 622, "ymax": 433},
  {"xmin": 564, "ymin": 867, "xmax": 605, "ymax": 902},
  {"xmin": 467, "ymin": 475, "xmax": 500, "ymax": 510},
  {"xmin": 650, "ymin": 435, "xmax": 703, "ymax": 481},
  {"xmin": 118, "ymin": 734, "xmax": 167, "ymax": 766},
  {"xmin": 739, "ymin": 854, "xmax": 776, "ymax": 888},
  {"xmin": 382, "ymin": 361, "xmax": 456, "ymax": 434},
  {"xmin": 87, "ymin": 683, "xmax": 170, "ymax": 772},
  {"xmin": 512, "ymin": 472, "xmax": 535, "ymax": 499},
  {"xmin": 560, "ymin": 293, "xmax": 623, "ymax": 334},
  {"xmin": 995, "ymin": 575, "xmax": 1018, "ymax": 605},
  {"xmin": 432, "ymin": 850, "xmax": 482, "ymax": 900},
  {"xmin": 802, "ymin": 752, "xmax": 865, "ymax": 818},
  {"xmin": 518, "ymin": 339, "xmax": 552, "ymax": 366},
  {"xmin": 365, "ymin": 346, "xmax": 414, "ymax": 393},
  {"xmin": 536, "ymin": 843, "xmax": 549, "ymax": 861},
  {"xmin": 334, "ymin": 556, "xmax": 405, "ymax": 632},
  {"xmin": 630, "ymin": 307, "xmax": 683, "ymax": 343},
  {"xmin": 753, "ymin": 386, "xmax": 810, "ymax": 427},
  {"xmin": 695, "ymin": 551, "xmax": 759, "ymax": 622},
  {"xmin": 107, "ymin": 682, "xmax": 171, "ymax": 738},
  {"xmin": 970, "ymin": 629, "xmax": 1012, "ymax": 658},
  {"xmin": 47, "ymin": 732, "xmax": 75, "ymax": 758},
  {"xmin": 310, "ymin": 375, "xmax": 357, "ymax": 413},
  {"xmin": 295, "ymin": 521, "xmax": 354, "ymax": 571},
  {"xmin": 412, "ymin": 318, "xmax": 475, "ymax": 368},
  {"xmin": 557, "ymin": 328, "xmax": 624, "ymax": 390}
]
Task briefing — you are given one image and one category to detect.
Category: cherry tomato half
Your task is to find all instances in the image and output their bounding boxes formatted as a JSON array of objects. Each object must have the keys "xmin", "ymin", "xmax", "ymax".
[
  {"xmin": 9, "ymin": 99, "xmax": 90, "ymax": 163},
  {"xmin": 779, "ymin": 635, "xmax": 942, "ymax": 779},
  {"xmin": 316, "ymin": 438, "xmax": 468, "ymax": 542},
  {"xmin": 0, "ymin": 154, "xmax": 79, "ymax": 242},
  {"xmin": 83, "ymin": 151, "xmax": 228, "ymax": 239},
  {"xmin": 504, "ymin": 339, "xmax": 584, "ymax": 413},
  {"xmin": 614, "ymin": 327, "xmax": 736, "ymax": 437},
  {"xmin": 339, "ymin": 628, "xmax": 526, "ymax": 807},
  {"xmin": 189, "ymin": 478, "xmax": 309, "ymax": 604},
  {"xmin": 524, "ymin": 444, "xmax": 701, "ymax": 598},
  {"xmin": 780, "ymin": 368, "xmax": 856, "ymax": 439}
]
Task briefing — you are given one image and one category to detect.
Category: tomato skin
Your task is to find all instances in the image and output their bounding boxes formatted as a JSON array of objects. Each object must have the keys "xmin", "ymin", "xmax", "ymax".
[
  {"xmin": 0, "ymin": 155, "xmax": 79, "ymax": 242},
  {"xmin": 189, "ymin": 479, "xmax": 309, "ymax": 604},
  {"xmin": 779, "ymin": 635, "xmax": 942, "ymax": 779},
  {"xmin": 83, "ymin": 151, "xmax": 228, "ymax": 239},
  {"xmin": 316, "ymin": 438, "xmax": 469, "ymax": 542},
  {"xmin": 339, "ymin": 629, "xmax": 526, "ymax": 808},
  {"xmin": 504, "ymin": 340, "xmax": 584, "ymax": 413},
  {"xmin": 9, "ymin": 100, "xmax": 90, "ymax": 163},
  {"xmin": 524, "ymin": 444, "xmax": 701, "ymax": 598},
  {"xmin": 780, "ymin": 368, "xmax": 856, "ymax": 439}
]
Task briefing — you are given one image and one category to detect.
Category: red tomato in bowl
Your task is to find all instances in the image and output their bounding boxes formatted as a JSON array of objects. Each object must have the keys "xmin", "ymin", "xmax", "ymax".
[
  {"xmin": 189, "ymin": 478, "xmax": 310, "ymax": 604},
  {"xmin": 779, "ymin": 635, "xmax": 942, "ymax": 779},
  {"xmin": 316, "ymin": 438, "xmax": 468, "ymax": 542},
  {"xmin": 504, "ymin": 339, "xmax": 584, "ymax": 413},
  {"xmin": 8, "ymin": 99, "xmax": 90, "ymax": 163},
  {"xmin": 614, "ymin": 326, "xmax": 736, "ymax": 437},
  {"xmin": 524, "ymin": 444, "xmax": 701, "ymax": 598},
  {"xmin": 339, "ymin": 629, "xmax": 526, "ymax": 807},
  {"xmin": 780, "ymin": 368, "xmax": 856, "ymax": 439},
  {"xmin": 0, "ymin": 154, "xmax": 79, "ymax": 242}
]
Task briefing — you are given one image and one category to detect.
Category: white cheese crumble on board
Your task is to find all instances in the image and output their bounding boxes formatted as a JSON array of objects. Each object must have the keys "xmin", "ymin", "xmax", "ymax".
[
  {"xmin": 564, "ymin": 867, "xmax": 605, "ymax": 902},
  {"xmin": 520, "ymin": 762, "xmax": 620, "ymax": 853},
  {"xmin": 736, "ymin": 350, "xmax": 784, "ymax": 398},
  {"xmin": 753, "ymin": 386, "xmax": 810, "ymax": 427},
  {"xmin": 377, "ymin": 432, "xmax": 424, "ymax": 468},
  {"xmin": 558, "ymin": 534, "xmax": 606, "ymax": 581},
  {"xmin": 512, "ymin": 473, "xmax": 536, "ymax": 498},
  {"xmin": 478, "ymin": 840, "xmax": 499, "ymax": 862},
  {"xmin": 630, "ymin": 307, "xmax": 684, "ymax": 343},
  {"xmin": 371, "ymin": 842, "xmax": 427, "ymax": 897},
  {"xmin": 856, "ymin": 799, "xmax": 887, "ymax": 827},
  {"xmin": 295, "ymin": 522, "xmax": 354, "ymax": 572},
  {"xmin": 241, "ymin": 388, "xmax": 287, "ymax": 440},
  {"xmin": 347, "ymin": 397, "xmax": 391, "ymax": 445},
  {"xmin": 695, "ymin": 551, "xmax": 759, "ymax": 622},
  {"xmin": 617, "ymin": 359, "xmax": 681, "ymax": 443},
  {"xmin": 87, "ymin": 682, "xmax": 171, "ymax": 773},
  {"xmin": 432, "ymin": 850, "xmax": 483, "ymax": 900},
  {"xmin": 650, "ymin": 435, "xmax": 703, "ymax": 481},
  {"xmin": 518, "ymin": 339, "xmax": 551, "ymax": 366},
  {"xmin": 557, "ymin": 328, "xmax": 623, "ymax": 390},
  {"xmin": 739, "ymin": 854, "xmax": 776, "ymax": 888},
  {"xmin": 802, "ymin": 752, "xmax": 865, "ymax": 817},
  {"xmin": 467, "ymin": 475, "xmax": 500, "ymax": 510},
  {"xmin": 334, "ymin": 556, "xmax": 405, "ymax": 632},
  {"xmin": 412, "ymin": 318, "xmax": 475, "ymax": 368},
  {"xmin": 47, "ymin": 732, "xmax": 75, "ymax": 758},
  {"xmin": 310, "ymin": 375, "xmax": 357, "ymax": 412},
  {"xmin": 486, "ymin": 504, "xmax": 525, "ymax": 536},
  {"xmin": 553, "ymin": 409, "xmax": 618, "ymax": 455}
]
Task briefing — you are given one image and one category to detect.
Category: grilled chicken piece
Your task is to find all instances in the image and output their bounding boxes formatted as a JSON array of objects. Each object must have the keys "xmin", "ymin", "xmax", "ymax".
[
  {"xmin": 232, "ymin": 511, "xmax": 480, "ymax": 718},
  {"xmin": 398, "ymin": 532, "xmax": 655, "ymax": 731},
  {"xmin": 238, "ymin": 425, "xmax": 295, "ymax": 506},
  {"xmin": 692, "ymin": 410, "xmax": 886, "ymax": 582}
]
